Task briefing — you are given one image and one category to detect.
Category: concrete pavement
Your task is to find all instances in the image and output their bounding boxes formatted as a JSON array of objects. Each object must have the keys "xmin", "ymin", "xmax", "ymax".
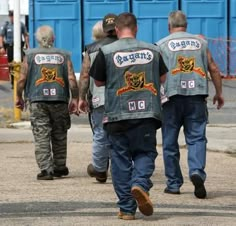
[{"xmin": 0, "ymin": 123, "xmax": 236, "ymax": 225}]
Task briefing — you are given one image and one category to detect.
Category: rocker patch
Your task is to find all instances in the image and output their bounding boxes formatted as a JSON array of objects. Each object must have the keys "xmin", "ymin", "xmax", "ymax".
[
  {"xmin": 116, "ymin": 71, "xmax": 157, "ymax": 96},
  {"xmin": 35, "ymin": 67, "xmax": 65, "ymax": 87}
]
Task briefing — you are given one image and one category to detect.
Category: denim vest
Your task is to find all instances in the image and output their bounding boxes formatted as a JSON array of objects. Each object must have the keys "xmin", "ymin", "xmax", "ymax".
[
  {"xmin": 156, "ymin": 32, "xmax": 208, "ymax": 97},
  {"xmin": 86, "ymin": 36, "xmax": 117, "ymax": 108},
  {"xmin": 24, "ymin": 47, "xmax": 70, "ymax": 103},
  {"xmin": 101, "ymin": 38, "xmax": 162, "ymax": 123}
]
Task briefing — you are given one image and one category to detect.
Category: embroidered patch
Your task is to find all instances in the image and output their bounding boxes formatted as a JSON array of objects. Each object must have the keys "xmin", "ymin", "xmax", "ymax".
[
  {"xmin": 116, "ymin": 71, "xmax": 157, "ymax": 96},
  {"xmin": 50, "ymin": 88, "xmax": 56, "ymax": 95},
  {"xmin": 43, "ymin": 89, "xmax": 49, "ymax": 95},
  {"xmin": 128, "ymin": 100, "xmax": 146, "ymax": 111},
  {"xmin": 181, "ymin": 81, "xmax": 187, "ymax": 89},
  {"xmin": 172, "ymin": 56, "xmax": 206, "ymax": 77},
  {"xmin": 42, "ymin": 88, "xmax": 57, "ymax": 96},
  {"xmin": 35, "ymin": 67, "xmax": 65, "ymax": 87},
  {"xmin": 180, "ymin": 80, "xmax": 195, "ymax": 89},
  {"xmin": 92, "ymin": 96, "xmax": 100, "ymax": 103},
  {"xmin": 168, "ymin": 39, "xmax": 201, "ymax": 51},
  {"xmin": 188, "ymin": 80, "xmax": 195, "ymax": 88},
  {"xmin": 114, "ymin": 49, "xmax": 153, "ymax": 67},
  {"xmin": 34, "ymin": 54, "xmax": 64, "ymax": 65}
]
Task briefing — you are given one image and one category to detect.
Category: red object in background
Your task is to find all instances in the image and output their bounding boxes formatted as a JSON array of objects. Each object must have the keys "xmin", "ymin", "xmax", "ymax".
[{"xmin": 0, "ymin": 53, "xmax": 10, "ymax": 81}]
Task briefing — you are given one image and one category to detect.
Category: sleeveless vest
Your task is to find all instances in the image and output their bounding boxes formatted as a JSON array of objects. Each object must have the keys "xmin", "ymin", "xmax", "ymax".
[
  {"xmin": 86, "ymin": 36, "xmax": 117, "ymax": 108},
  {"xmin": 24, "ymin": 47, "xmax": 70, "ymax": 103},
  {"xmin": 156, "ymin": 31, "xmax": 209, "ymax": 97},
  {"xmin": 101, "ymin": 38, "xmax": 162, "ymax": 123}
]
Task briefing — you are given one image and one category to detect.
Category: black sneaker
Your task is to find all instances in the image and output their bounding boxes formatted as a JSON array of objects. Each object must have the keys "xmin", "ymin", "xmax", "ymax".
[
  {"xmin": 164, "ymin": 187, "xmax": 180, "ymax": 195},
  {"xmin": 53, "ymin": 167, "xmax": 69, "ymax": 177},
  {"xmin": 190, "ymin": 174, "xmax": 207, "ymax": 199},
  {"xmin": 87, "ymin": 164, "xmax": 107, "ymax": 183},
  {"xmin": 37, "ymin": 170, "xmax": 53, "ymax": 180}
]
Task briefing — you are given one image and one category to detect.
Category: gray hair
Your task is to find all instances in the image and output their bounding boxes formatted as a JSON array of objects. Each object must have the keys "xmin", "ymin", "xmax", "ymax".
[
  {"xmin": 168, "ymin": 10, "xmax": 187, "ymax": 29},
  {"xmin": 92, "ymin": 20, "xmax": 106, "ymax": 41},
  {"xmin": 35, "ymin": 25, "xmax": 54, "ymax": 48}
]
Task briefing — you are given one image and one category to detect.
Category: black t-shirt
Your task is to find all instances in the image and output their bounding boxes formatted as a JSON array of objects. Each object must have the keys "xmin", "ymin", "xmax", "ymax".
[
  {"xmin": 90, "ymin": 48, "xmax": 168, "ymax": 82},
  {"xmin": 89, "ymin": 43, "xmax": 168, "ymax": 133}
]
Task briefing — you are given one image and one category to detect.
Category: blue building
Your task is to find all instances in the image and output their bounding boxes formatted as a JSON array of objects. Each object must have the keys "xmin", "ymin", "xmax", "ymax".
[{"xmin": 28, "ymin": 0, "xmax": 236, "ymax": 76}]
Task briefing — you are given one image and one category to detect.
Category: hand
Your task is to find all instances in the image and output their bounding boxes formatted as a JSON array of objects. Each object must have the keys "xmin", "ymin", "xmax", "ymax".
[
  {"xmin": 0, "ymin": 48, "xmax": 5, "ymax": 54},
  {"xmin": 213, "ymin": 94, "xmax": 224, "ymax": 110},
  {"xmin": 78, "ymin": 99, "xmax": 89, "ymax": 114},
  {"xmin": 68, "ymin": 98, "xmax": 79, "ymax": 115},
  {"xmin": 15, "ymin": 97, "xmax": 24, "ymax": 111}
]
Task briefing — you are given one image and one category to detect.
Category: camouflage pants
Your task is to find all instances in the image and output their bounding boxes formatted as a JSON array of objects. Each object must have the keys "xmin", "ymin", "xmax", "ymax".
[{"xmin": 29, "ymin": 102, "xmax": 71, "ymax": 172}]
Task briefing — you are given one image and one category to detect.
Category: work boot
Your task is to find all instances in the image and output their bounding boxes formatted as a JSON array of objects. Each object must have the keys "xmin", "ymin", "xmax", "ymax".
[
  {"xmin": 37, "ymin": 170, "xmax": 53, "ymax": 180},
  {"xmin": 190, "ymin": 174, "xmax": 207, "ymax": 199},
  {"xmin": 87, "ymin": 163, "xmax": 107, "ymax": 183},
  {"xmin": 118, "ymin": 211, "xmax": 135, "ymax": 220},
  {"xmin": 53, "ymin": 166, "xmax": 69, "ymax": 177},
  {"xmin": 131, "ymin": 186, "xmax": 153, "ymax": 216}
]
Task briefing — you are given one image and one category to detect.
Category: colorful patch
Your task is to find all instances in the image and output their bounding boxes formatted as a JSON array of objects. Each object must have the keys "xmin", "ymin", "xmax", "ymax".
[
  {"xmin": 171, "ymin": 56, "xmax": 206, "ymax": 77},
  {"xmin": 116, "ymin": 71, "xmax": 157, "ymax": 96},
  {"xmin": 35, "ymin": 67, "xmax": 65, "ymax": 87}
]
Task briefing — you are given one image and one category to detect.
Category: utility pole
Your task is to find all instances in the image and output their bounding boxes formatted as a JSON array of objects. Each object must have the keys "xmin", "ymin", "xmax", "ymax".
[{"xmin": 13, "ymin": 0, "xmax": 21, "ymax": 121}]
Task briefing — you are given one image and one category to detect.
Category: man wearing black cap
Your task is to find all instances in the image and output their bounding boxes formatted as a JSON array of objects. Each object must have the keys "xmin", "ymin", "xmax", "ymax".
[
  {"xmin": 78, "ymin": 13, "xmax": 117, "ymax": 183},
  {"xmin": 0, "ymin": 10, "xmax": 29, "ymax": 88}
]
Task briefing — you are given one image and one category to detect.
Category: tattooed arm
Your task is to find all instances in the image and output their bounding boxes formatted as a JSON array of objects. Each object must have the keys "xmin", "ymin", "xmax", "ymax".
[
  {"xmin": 67, "ymin": 58, "xmax": 79, "ymax": 98},
  {"xmin": 16, "ymin": 56, "xmax": 28, "ymax": 110},
  {"xmin": 78, "ymin": 52, "xmax": 90, "ymax": 113},
  {"xmin": 67, "ymin": 58, "xmax": 79, "ymax": 114},
  {"xmin": 207, "ymin": 49, "xmax": 224, "ymax": 109},
  {"xmin": 78, "ymin": 52, "xmax": 90, "ymax": 100}
]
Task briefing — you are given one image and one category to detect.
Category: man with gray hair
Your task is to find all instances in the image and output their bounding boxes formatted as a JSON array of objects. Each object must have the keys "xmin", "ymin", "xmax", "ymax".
[
  {"xmin": 156, "ymin": 10, "xmax": 224, "ymax": 198},
  {"xmin": 16, "ymin": 25, "xmax": 79, "ymax": 180},
  {"xmin": 78, "ymin": 14, "xmax": 117, "ymax": 183}
]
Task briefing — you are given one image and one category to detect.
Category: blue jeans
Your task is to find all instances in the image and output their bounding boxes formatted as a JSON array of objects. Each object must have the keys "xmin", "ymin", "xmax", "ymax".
[
  {"xmin": 108, "ymin": 121, "xmax": 158, "ymax": 214},
  {"xmin": 162, "ymin": 95, "xmax": 208, "ymax": 191},
  {"xmin": 90, "ymin": 106, "xmax": 111, "ymax": 172}
]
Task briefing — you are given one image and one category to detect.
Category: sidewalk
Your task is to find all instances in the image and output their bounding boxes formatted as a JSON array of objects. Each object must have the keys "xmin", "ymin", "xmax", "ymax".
[
  {"xmin": 3, "ymin": 121, "xmax": 236, "ymax": 154},
  {"xmin": 0, "ymin": 124, "xmax": 236, "ymax": 225}
]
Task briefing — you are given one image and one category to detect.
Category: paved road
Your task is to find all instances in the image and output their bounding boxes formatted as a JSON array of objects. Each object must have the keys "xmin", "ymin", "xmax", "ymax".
[{"xmin": 0, "ymin": 126, "xmax": 236, "ymax": 226}]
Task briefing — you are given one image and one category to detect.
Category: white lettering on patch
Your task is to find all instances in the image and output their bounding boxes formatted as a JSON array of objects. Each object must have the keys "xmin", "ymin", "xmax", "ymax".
[
  {"xmin": 168, "ymin": 39, "xmax": 201, "ymax": 51},
  {"xmin": 43, "ymin": 89, "xmax": 49, "ymax": 96},
  {"xmin": 114, "ymin": 50, "xmax": 153, "ymax": 67},
  {"xmin": 128, "ymin": 100, "xmax": 146, "ymax": 111},
  {"xmin": 181, "ymin": 80, "xmax": 195, "ymax": 89},
  {"xmin": 188, "ymin": 80, "xmax": 195, "ymax": 88},
  {"xmin": 34, "ymin": 54, "xmax": 64, "ymax": 65},
  {"xmin": 50, "ymin": 88, "xmax": 56, "ymax": 96},
  {"xmin": 181, "ymin": 81, "xmax": 187, "ymax": 89}
]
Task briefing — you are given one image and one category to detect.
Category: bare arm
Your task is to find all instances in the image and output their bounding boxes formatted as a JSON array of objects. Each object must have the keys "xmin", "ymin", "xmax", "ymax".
[
  {"xmin": 24, "ymin": 33, "xmax": 30, "ymax": 48},
  {"xmin": 207, "ymin": 49, "xmax": 222, "ymax": 95},
  {"xmin": 207, "ymin": 49, "xmax": 224, "ymax": 109},
  {"xmin": 67, "ymin": 58, "xmax": 79, "ymax": 98},
  {"xmin": 17, "ymin": 56, "xmax": 28, "ymax": 97},
  {"xmin": 94, "ymin": 80, "xmax": 105, "ymax": 87},
  {"xmin": 78, "ymin": 52, "xmax": 90, "ymax": 100},
  {"xmin": 160, "ymin": 73, "xmax": 166, "ymax": 84}
]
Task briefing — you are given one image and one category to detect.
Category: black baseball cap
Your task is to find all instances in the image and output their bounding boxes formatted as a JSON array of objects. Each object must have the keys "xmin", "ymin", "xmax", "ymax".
[{"xmin": 102, "ymin": 13, "xmax": 117, "ymax": 33}]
